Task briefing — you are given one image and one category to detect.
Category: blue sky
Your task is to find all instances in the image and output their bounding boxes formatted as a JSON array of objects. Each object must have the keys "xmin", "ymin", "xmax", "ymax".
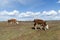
[{"xmin": 0, "ymin": 0, "xmax": 60, "ymax": 21}]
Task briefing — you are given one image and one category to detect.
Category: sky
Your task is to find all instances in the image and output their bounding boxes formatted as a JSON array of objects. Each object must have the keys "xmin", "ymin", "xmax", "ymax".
[{"xmin": 0, "ymin": 0, "xmax": 60, "ymax": 21}]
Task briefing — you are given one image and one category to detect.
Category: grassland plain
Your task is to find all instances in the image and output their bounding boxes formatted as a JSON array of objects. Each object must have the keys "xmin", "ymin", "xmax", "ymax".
[{"xmin": 0, "ymin": 21, "xmax": 60, "ymax": 40}]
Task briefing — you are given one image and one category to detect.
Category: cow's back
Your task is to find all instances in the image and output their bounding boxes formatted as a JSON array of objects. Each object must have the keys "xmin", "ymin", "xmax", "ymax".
[
  {"xmin": 8, "ymin": 19, "xmax": 16, "ymax": 23},
  {"xmin": 34, "ymin": 19, "xmax": 45, "ymax": 24}
]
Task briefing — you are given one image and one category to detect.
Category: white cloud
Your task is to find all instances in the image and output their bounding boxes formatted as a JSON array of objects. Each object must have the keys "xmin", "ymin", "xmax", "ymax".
[
  {"xmin": 18, "ymin": 11, "xmax": 40, "ymax": 18},
  {"xmin": 0, "ymin": 10, "xmax": 60, "ymax": 21},
  {"xmin": 0, "ymin": 10, "xmax": 19, "ymax": 16},
  {"xmin": 57, "ymin": 0, "xmax": 60, "ymax": 3},
  {"xmin": 0, "ymin": 10, "xmax": 20, "ymax": 21},
  {"xmin": 42, "ymin": 10, "xmax": 57, "ymax": 16},
  {"xmin": 8, "ymin": 10, "xmax": 19, "ymax": 16},
  {"xmin": 58, "ymin": 10, "xmax": 60, "ymax": 13}
]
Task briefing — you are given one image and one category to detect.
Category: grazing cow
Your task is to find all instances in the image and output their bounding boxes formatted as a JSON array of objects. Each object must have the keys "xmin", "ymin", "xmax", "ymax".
[
  {"xmin": 8, "ymin": 19, "xmax": 19, "ymax": 24},
  {"xmin": 34, "ymin": 19, "xmax": 49, "ymax": 30}
]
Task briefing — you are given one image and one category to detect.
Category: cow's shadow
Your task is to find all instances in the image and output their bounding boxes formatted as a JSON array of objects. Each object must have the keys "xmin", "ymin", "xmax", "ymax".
[{"xmin": 32, "ymin": 27, "xmax": 45, "ymax": 30}]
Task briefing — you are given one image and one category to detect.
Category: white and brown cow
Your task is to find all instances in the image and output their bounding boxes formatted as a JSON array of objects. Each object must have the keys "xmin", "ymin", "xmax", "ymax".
[
  {"xmin": 8, "ymin": 19, "xmax": 19, "ymax": 24},
  {"xmin": 34, "ymin": 19, "xmax": 49, "ymax": 30}
]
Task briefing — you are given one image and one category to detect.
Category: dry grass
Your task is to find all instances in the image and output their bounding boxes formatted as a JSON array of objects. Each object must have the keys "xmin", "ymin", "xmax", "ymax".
[{"xmin": 0, "ymin": 21, "xmax": 60, "ymax": 40}]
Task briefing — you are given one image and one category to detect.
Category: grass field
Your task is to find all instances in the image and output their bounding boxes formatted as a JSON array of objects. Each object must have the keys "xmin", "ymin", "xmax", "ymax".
[{"xmin": 0, "ymin": 21, "xmax": 60, "ymax": 40}]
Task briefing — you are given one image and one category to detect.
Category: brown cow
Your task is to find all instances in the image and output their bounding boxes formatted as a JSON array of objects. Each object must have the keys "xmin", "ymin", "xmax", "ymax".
[
  {"xmin": 8, "ymin": 19, "xmax": 19, "ymax": 24},
  {"xmin": 34, "ymin": 19, "xmax": 49, "ymax": 30}
]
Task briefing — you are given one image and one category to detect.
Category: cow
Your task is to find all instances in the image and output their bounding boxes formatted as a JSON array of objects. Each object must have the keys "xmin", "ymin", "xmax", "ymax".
[
  {"xmin": 34, "ymin": 19, "xmax": 49, "ymax": 30},
  {"xmin": 8, "ymin": 19, "xmax": 19, "ymax": 24}
]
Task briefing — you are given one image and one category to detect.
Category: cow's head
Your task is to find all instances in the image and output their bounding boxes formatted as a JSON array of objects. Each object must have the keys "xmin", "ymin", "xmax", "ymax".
[
  {"xmin": 45, "ymin": 24, "xmax": 49, "ymax": 30},
  {"xmin": 16, "ymin": 22, "xmax": 19, "ymax": 24}
]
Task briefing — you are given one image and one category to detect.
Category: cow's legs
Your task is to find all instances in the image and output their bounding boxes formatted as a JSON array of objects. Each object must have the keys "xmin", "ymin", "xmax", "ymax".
[
  {"xmin": 44, "ymin": 27, "xmax": 46, "ymax": 30},
  {"xmin": 39, "ymin": 25, "xmax": 43, "ymax": 30},
  {"xmin": 42, "ymin": 24, "xmax": 46, "ymax": 30},
  {"xmin": 10, "ymin": 22, "xmax": 12, "ymax": 24},
  {"xmin": 34, "ymin": 23, "xmax": 37, "ymax": 30},
  {"xmin": 43, "ymin": 25, "xmax": 48, "ymax": 30}
]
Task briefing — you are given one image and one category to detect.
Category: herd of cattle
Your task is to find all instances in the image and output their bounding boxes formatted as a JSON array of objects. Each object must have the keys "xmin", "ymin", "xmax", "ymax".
[{"xmin": 7, "ymin": 19, "xmax": 49, "ymax": 30}]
